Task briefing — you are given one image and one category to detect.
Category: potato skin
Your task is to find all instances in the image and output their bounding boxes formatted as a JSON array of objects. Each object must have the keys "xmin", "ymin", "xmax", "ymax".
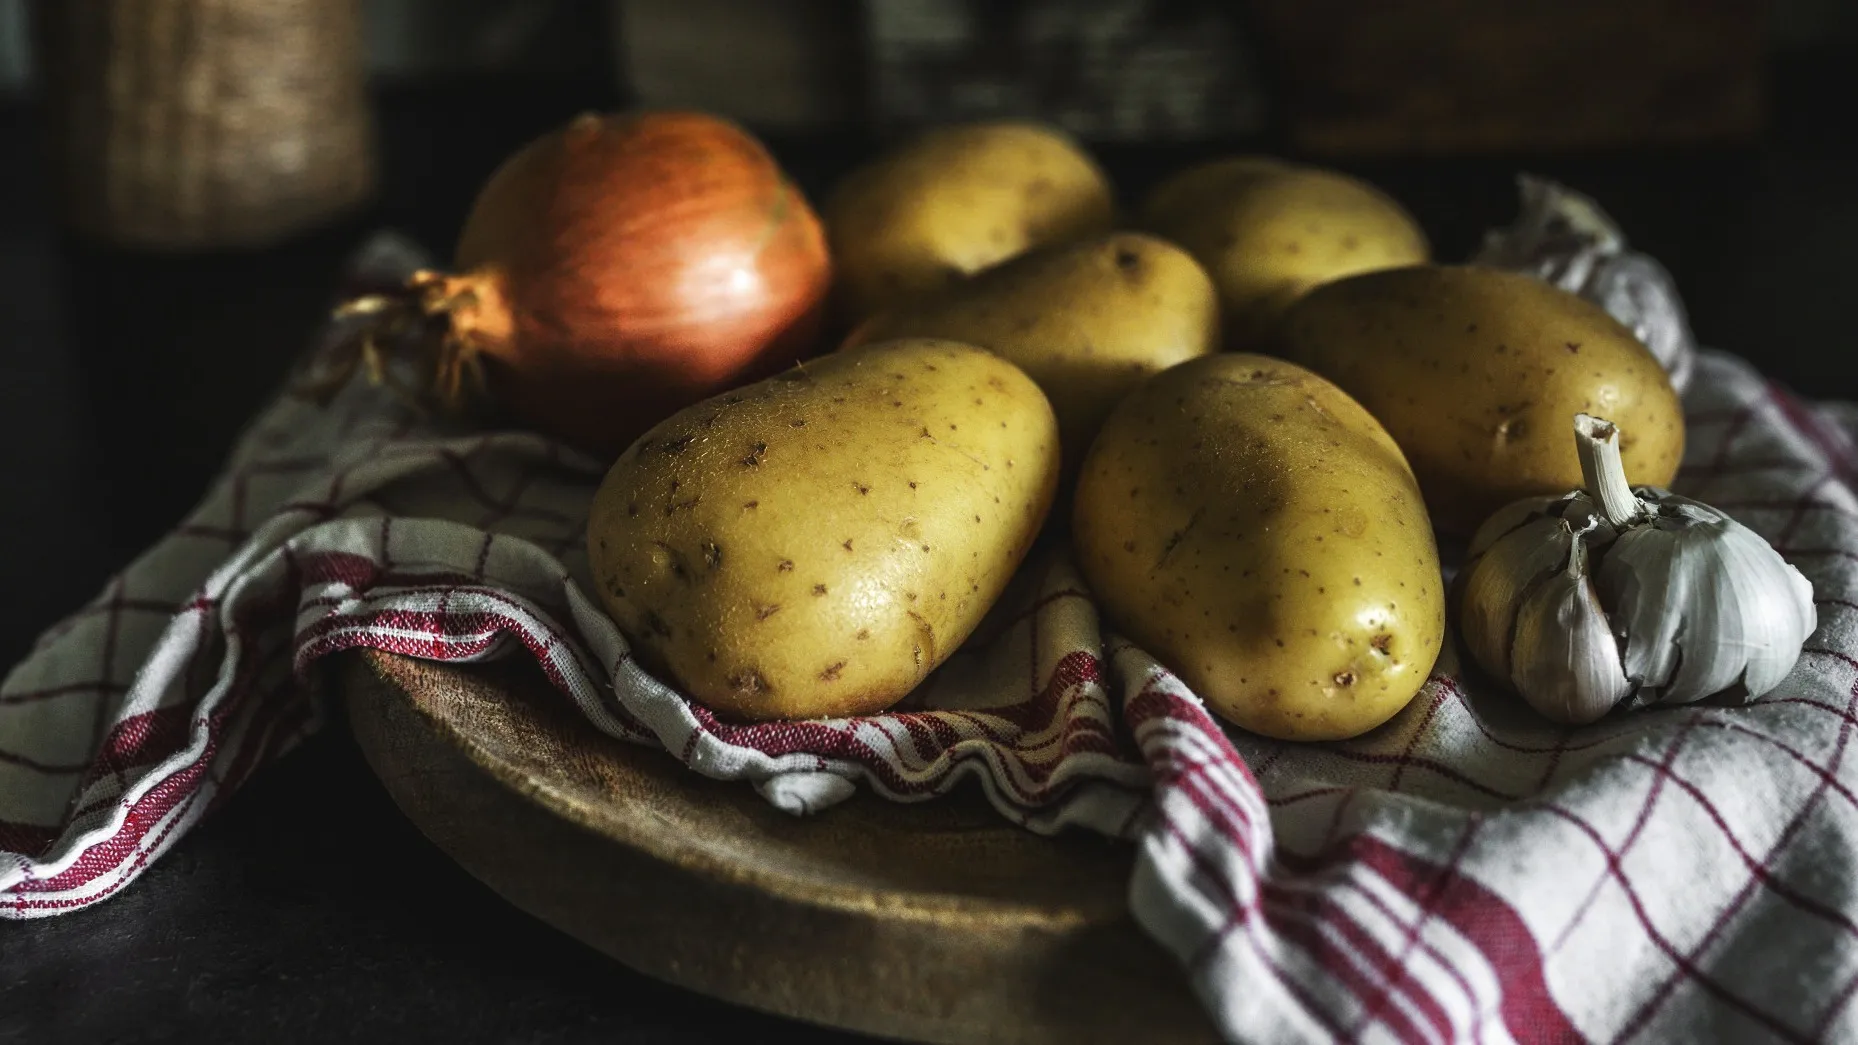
[
  {"xmin": 587, "ymin": 338, "xmax": 1059, "ymax": 721},
  {"xmin": 1140, "ymin": 158, "xmax": 1427, "ymax": 346},
  {"xmin": 846, "ymin": 232, "xmax": 1219, "ymax": 477},
  {"xmin": 824, "ymin": 122, "xmax": 1114, "ymax": 323},
  {"xmin": 1276, "ymin": 265, "xmax": 1685, "ymax": 535},
  {"xmin": 1074, "ymin": 354, "xmax": 1444, "ymax": 741}
]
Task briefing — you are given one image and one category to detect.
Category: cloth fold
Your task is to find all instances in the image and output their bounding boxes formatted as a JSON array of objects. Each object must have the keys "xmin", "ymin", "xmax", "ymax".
[{"xmin": 6, "ymin": 239, "xmax": 1858, "ymax": 1044}]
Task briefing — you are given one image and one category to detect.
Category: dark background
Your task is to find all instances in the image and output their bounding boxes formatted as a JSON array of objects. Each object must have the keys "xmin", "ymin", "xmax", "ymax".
[{"xmin": 2, "ymin": 2, "xmax": 1856, "ymax": 1042}]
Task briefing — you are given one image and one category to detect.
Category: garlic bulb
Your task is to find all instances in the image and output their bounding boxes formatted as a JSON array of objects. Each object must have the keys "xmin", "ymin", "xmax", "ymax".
[
  {"xmin": 1460, "ymin": 414, "xmax": 1816, "ymax": 723},
  {"xmin": 1473, "ymin": 175, "xmax": 1697, "ymax": 393}
]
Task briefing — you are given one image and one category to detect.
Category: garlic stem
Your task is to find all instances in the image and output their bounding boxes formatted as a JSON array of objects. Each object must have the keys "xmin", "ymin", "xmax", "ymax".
[{"xmin": 1573, "ymin": 414, "xmax": 1644, "ymax": 528}]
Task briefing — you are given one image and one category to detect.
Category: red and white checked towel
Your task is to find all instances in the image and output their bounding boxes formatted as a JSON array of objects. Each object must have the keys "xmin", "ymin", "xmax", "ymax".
[{"xmin": 6, "ymin": 234, "xmax": 1858, "ymax": 1044}]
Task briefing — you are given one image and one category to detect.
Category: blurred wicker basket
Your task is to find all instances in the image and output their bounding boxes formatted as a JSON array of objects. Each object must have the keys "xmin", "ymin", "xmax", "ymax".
[{"xmin": 38, "ymin": 0, "xmax": 377, "ymax": 251}]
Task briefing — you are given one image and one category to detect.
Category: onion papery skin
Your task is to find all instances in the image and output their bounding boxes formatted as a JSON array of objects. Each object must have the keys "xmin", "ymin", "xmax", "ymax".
[{"xmin": 432, "ymin": 110, "xmax": 833, "ymax": 458}]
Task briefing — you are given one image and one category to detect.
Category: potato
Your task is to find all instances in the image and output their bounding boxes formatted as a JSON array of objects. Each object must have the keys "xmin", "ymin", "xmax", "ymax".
[
  {"xmin": 845, "ymin": 232, "xmax": 1219, "ymax": 477},
  {"xmin": 587, "ymin": 338, "xmax": 1060, "ymax": 721},
  {"xmin": 1140, "ymin": 158, "xmax": 1427, "ymax": 345},
  {"xmin": 1276, "ymin": 265, "xmax": 1685, "ymax": 535},
  {"xmin": 824, "ymin": 122, "xmax": 1114, "ymax": 323},
  {"xmin": 1074, "ymin": 354, "xmax": 1444, "ymax": 740}
]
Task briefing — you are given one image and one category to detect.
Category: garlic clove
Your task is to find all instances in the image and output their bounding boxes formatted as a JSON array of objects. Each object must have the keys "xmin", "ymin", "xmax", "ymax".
[
  {"xmin": 1599, "ymin": 519, "xmax": 1693, "ymax": 700},
  {"xmin": 1600, "ymin": 495, "xmax": 1820, "ymax": 705},
  {"xmin": 1467, "ymin": 493, "xmax": 1568, "ymax": 559},
  {"xmin": 1510, "ymin": 530, "xmax": 1633, "ymax": 724},
  {"xmin": 1722, "ymin": 524, "xmax": 1818, "ymax": 697},
  {"xmin": 1461, "ymin": 516, "xmax": 1572, "ymax": 682}
]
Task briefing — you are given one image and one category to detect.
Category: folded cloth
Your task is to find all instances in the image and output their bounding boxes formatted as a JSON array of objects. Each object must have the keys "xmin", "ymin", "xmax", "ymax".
[{"xmin": 6, "ymin": 234, "xmax": 1858, "ymax": 1044}]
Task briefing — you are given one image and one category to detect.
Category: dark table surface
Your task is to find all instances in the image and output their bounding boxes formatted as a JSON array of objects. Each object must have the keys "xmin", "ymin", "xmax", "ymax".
[{"xmin": 3, "ymin": 66, "xmax": 1857, "ymax": 1043}]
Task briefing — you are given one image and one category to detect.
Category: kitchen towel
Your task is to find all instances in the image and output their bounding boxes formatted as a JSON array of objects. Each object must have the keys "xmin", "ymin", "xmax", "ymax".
[{"xmin": 5, "ymin": 233, "xmax": 1856, "ymax": 1044}]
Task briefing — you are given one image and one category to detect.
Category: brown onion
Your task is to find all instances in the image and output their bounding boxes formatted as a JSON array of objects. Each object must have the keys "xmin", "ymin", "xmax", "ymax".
[{"xmin": 314, "ymin": 110, "xmax": 832, "ymax": 458}]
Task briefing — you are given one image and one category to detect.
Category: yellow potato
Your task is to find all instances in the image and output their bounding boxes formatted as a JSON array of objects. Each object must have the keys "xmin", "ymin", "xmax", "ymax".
[
  {"xmin": 1276, "ymin": 265, "xmax": 1685, "ymax": 535},
  {"xmin": 587, "ymin": 338, "xmax": 1059, "ymax": 721},
  {"xmin": 846, "ymin": 232, "xmax": 1219, "ymax": 477},
  {"xmin": 1074, "ymin": 354, "xmax": 1444, "ymax": 740},
  {"xmin": 1141, "ymin": 158, "xmax": 1427, "ymax": 346},
  {"xmin": 824, "ymin": 122, "xmax": 1114, "ymax": 323}
]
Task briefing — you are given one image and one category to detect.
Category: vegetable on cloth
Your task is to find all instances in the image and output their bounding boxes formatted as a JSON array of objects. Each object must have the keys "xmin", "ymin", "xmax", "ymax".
[
  {"xmin": 1276, "ymin": 265, "xmax": 1686, "ymax": 535},
  {"xmin": 1460, "ymin": 414, "xmax": 1816, "ymax": 724},
  {"xmin": 1074, "ymin": 354, "xmax": 1445, "ymax": 742},
  {"xmin": 587, "ymin": 338, "xmax": 1061, "ymax": 721},
  {"xmin": 6, "ymin": 231, "xmax": 1858, "ymax": 1044},
  {"xmin": 303, "ymin": 111, "xmax": 832, "ymax": 459}
]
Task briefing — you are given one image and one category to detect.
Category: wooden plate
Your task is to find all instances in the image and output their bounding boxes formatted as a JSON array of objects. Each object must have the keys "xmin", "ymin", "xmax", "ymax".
[{"xmin": 341, "ymin": 650, "xmax": 1215, "ymax": 1045}]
